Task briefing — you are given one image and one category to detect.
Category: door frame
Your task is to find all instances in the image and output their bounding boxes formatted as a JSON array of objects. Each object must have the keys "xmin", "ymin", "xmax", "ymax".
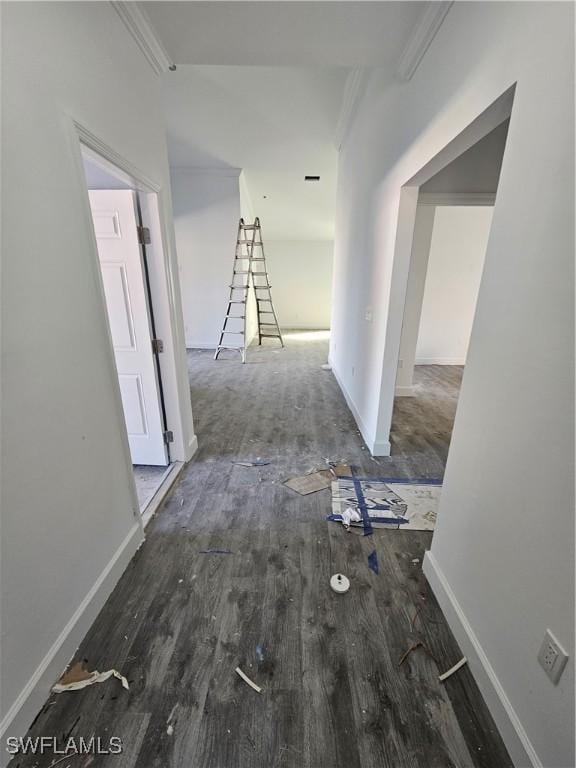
[
  {"xmin": 373, "ymin": 86, "xmax": 516, "ymax": 454},
  {"xmin": 66, "ymin": 117, "xmax": 197, "ymax": 513}
]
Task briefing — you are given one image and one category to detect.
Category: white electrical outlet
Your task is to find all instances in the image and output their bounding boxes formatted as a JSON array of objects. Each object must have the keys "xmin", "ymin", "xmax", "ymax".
[{"xmin": 538, "ymin": 629, "xmax": 569, "ymax": 684}]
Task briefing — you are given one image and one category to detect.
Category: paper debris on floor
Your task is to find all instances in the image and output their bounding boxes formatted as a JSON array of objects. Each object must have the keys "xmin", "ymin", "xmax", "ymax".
[
  {"xmin": 232, "ymin": 459, "xmax": 270, "ymax": 467},
  {"xmin": 328, "ymin": 477, "xmax": 442, "ymax": 531},
  {"xmin": 439, "ymin": 656, "xmax": 468, "ymax": 682},
  {"xmin": 284, "ymin": 470, "xmax": 333, "ymax": 495},
  {"xmin": 53, "ymin": 662, "xmax": 129, "ymax": 693},
  {"xmin": 235, "ymin": 666, "xmax": 262, "ymax": 693},
  {"xmin": 341, "ymin": 506, "xmax": 362, "ymax": 529}
]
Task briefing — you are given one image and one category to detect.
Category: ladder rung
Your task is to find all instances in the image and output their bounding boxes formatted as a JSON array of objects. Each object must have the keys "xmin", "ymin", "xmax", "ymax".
[{"xmin": 216, "ymin": 219, "xmax": 281, "ymax": 363}]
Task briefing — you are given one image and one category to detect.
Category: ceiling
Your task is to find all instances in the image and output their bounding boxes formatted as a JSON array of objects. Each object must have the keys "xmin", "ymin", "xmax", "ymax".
[
  {"xmin": 144, "ymin": 2, "xmax": 425, "ymax": 67},
  {"xmin": 144, "ymin": 2, "xmax": 427, "ymax": 240},
  {"xmin": 163, "ymin": 65, "xmax": 346, "ymax": 239}
]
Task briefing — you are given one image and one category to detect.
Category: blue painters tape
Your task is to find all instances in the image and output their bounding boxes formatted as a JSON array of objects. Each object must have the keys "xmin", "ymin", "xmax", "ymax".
[
  {"xmin": 199, "ymin": 549, "xmax": 233, "ymax": 555},
  {"xmin": 352, "ymin": 476, "xmax": 373, "ymax": 537},
  {"xmin": 368, "ymin": 550, "xmax": 379, "ymax": 574},
  {"xmin": 327, "ymin": 513, "xmax": 409, "ymax": 526},
  {"xmin": 346, "ymin": 477, "xmax": 443, "ymax": 485}
]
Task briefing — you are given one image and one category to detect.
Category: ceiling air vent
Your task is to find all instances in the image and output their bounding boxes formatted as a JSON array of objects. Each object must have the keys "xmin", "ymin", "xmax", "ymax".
[{"xmin": 304, "ymin": 175, "xmax": 320, "ymax": 181}]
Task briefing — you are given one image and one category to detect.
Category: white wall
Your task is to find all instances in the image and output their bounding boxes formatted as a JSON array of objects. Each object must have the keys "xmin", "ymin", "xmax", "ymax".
[
  {"xmin": 171, "ymin": 169, "xmax": 241, "ymax": 348},
  {"xmin": 1, "ymin": 2, "xmax": 194, "ymax": 757},
  {"xmin": 330, "ymin": 3, "xmax": 574, "ymax": 767},
  {"xmin": 415, "ymin": 206, "xmax": 492, "ymax": 365},
  {"xmin": 395, "ymin": 204, "xmax": 436, "ymax": 394},
  {"xmin": 265, "ymin": 241, "xmax": 333, "ymax": 329},
  {"xmin": 171, "ymin": 172, "xmax": 332, "ymax": 342}
]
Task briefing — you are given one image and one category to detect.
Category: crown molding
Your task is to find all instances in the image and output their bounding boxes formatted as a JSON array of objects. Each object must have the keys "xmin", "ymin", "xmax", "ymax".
[
  {"xmin": 111, "ymin": 2, "xmax": 174, "ymax": 76},
  {"xmin": 397, "ymin": 1, "xmax": 453, "ymax": 82},
  {"xmin": 334, "ymin": 68, "xmax": 370, "ymax": 150}
]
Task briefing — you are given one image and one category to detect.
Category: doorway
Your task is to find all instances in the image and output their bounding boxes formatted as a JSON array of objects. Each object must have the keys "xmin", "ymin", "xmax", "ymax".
[
  {"xmin": 81, "ymin": 149, "xmax": 173, "ymax": 512},
  {"xmin": 391, "ymin": 117, "xmax": 510, "ymax": 481}
]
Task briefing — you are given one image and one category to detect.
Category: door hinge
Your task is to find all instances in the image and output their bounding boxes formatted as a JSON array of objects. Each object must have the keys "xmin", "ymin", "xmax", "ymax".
[
  {"xmin": 137, "ymin": 226, "xmax": 151, "ymax": 245},
  {"xmin": 151, "ymin": 338, "xmax": 164, "ymax": 354},
  {"xmin": 163, "ymin": 430, "xmax": 174, "ymax": 444}
]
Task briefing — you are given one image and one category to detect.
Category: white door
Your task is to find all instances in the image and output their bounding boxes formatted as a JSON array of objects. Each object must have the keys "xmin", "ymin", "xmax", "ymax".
[{"xmin": 89, "ymin": 189, "xmax": 169, "ymax": 466}]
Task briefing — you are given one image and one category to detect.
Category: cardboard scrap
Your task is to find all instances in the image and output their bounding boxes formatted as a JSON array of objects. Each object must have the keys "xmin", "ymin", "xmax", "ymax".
[
  {"xmin": 284, "ymin": 470, "xmax": 333, "ymax": 495},
  {"xmin": 53, "ymin": 662, "xmax": 129, "ymax": 693}
]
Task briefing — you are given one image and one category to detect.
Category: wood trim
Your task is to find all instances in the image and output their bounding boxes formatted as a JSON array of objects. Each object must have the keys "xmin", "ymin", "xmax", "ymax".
[
  {"xmin": 330, "ymin": 363, "xmax": 391, "ymax": 457},
  {"xmin": 74, "ymin": 122, "xmax": 161, "ymax": 192},
  {"xmin": 395, "ymin": 385, "xmax": 416, "ymax": 397},
  {"xmin": 71, "ymin": 117, "xmax": 197, "ymax": 464},
  {"xmin": 111, "ymin": 1, "xmax": 174, "ymax": 76},
  {"xmin": 334, "ymin": 68, "xmax": 370, "ymax": 150},
  {"xmin": 397, "ymin": 2, "xmax": 454, "ymax": 82},
  {"xmin": 141, "ymin": 461, "xmax": 185, "ymax": 528}
]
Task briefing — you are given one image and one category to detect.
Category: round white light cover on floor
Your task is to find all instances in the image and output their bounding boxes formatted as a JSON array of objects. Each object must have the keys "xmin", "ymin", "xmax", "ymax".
[{"xmin": 330, "ymin": 573, "xmax": 350, "ymax": 594}]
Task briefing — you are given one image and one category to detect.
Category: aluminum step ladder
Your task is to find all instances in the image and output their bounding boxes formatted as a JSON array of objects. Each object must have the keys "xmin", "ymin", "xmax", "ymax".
[{"xmin": 214, "ymin": 217, "xmax": 283, "ymax": 363}]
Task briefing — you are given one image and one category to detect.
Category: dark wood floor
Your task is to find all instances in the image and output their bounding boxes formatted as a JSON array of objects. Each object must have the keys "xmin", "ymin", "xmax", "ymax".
[{"xmin": 13, "ymin": 337, "xmax": 511, "ymax": 768}]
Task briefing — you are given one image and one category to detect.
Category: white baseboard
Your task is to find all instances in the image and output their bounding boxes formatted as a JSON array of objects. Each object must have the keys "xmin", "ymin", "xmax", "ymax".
[
  {"xmin": 395, "ymin": 385, "xmax": 415, "ymax": 397},
  {"xmin": 330, "ymin": 365, "xmax": 391, "ymax": 457},
  {"xmin": 186, "ymin": 343, "xmax": 217, "ymax": 350},
  {"xmin": 0, "ymin": 522, "xmax": 144, "ymax": 766},
  {"xmin": 371, "ymin": 438, "xmax": 391, "ymax": 456},
  {"xmin": 141, "ymin": 461, "xmax": 185, "ymax": 528},
  {"xmin": 187, "ymin": 434, "xmax": 199, "ymax": 460},
  {"xmin": 423, "ymin": 551, "xmax": 542, "ymax": 768},
  {"xmin": 415, "ymin": 358, "xmax": 465, "ymax": 366}
]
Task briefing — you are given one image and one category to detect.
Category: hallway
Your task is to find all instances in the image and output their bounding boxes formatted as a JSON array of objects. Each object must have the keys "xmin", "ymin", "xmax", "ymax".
[{"xmin": 17, "ymin": 336, "xmax": 510, "ymax": 768}]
